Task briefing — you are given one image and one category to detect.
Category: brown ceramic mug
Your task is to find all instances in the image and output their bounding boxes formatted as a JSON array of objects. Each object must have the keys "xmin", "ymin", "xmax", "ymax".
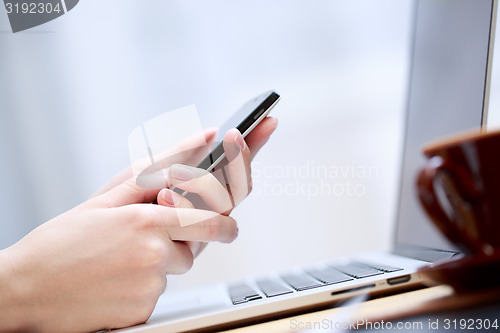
[{"xmin": 417, "ymin": 128, "xmax": 500, "ymax": 256}]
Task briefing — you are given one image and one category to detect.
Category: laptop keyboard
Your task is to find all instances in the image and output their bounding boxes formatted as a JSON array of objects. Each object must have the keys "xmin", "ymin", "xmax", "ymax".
[
  {"xmin": 228, "ymin": 261, "xmax": 402, "ymax": 305},
  {"xmin": 306, "ymin": 267, "xmax": 353, "ymax": 284},
  {"xmin": 256, "ymin": 279, "xmax": 293, "ymax": 297},
  {"xmin": 281, "ymin": 273, "xmax": 325, "ymax": 291},
  {"xmin": 333, "ymin": 263, "xmax": 383, "ymax": 278},
  {"xmin": 228, "ymin": 284, "xmax": 263, "ymax": 305}
]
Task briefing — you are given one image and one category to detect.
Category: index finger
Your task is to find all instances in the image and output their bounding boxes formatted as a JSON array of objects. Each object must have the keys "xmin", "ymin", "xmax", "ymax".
[
  {"xmin": 124, "ymin": 204, "xmax": 239, "ymax": 244},
  {"xmin": 166, "ymin": 208, "xmax": 238, "ymax": 244}
]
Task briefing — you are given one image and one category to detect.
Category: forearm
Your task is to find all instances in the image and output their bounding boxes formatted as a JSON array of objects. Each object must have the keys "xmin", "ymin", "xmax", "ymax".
[{"xmin": 0, "ymin": 247, "xmax": 36, "ymax": 332}]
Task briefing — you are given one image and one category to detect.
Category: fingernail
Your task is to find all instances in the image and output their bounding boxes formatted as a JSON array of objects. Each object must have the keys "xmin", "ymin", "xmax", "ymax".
[
  {"xmin": 162, "ymin": 189, "xmax": 178, "ymax": 207},
  {"xmin": 271, "ymin": 117, "xmax": 279, "ymax": 133},
  {"xmin": 170, "ymin": 165, "xmax": 194, "ymax": 182},
  {"xmin": 234, "ymin": 227, "xmax": 239, "ymax": 241},
  {"xmin": 234, "ymin": 130, "xmax": 246, "ymax": 151}
]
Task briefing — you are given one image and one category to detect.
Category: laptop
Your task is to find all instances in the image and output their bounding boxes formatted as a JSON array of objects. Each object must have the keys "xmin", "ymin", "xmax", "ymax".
[{"xmin": 119, "ymin": 0, "xmax": 497, "ymax": 331}]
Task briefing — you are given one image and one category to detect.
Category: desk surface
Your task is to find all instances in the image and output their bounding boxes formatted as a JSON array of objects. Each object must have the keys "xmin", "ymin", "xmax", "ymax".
[{"xmin": 225, "ymin": 285, "xmax": 500, "ymax": 332}]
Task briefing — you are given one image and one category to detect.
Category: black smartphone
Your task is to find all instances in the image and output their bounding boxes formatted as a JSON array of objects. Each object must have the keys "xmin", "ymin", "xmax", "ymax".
[
  {"xmin": 171, "ymin": 90, "xmax": 280, "ymax": 195},
  {"xmin": 196, "ymin": 90, "xmax": 280, "ymax": 171}
]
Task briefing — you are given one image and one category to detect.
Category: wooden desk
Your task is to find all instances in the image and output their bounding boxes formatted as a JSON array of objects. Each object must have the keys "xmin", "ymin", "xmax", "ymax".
[{"xmin": 225, "ymin": 285, "xmax": 500, "ymax": 332}]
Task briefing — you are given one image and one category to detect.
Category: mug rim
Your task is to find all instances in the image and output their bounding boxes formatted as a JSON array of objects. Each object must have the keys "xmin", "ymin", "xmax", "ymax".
[{"xmin": 422, "ymin": 126, "xmax": 500, "ymax": 154}]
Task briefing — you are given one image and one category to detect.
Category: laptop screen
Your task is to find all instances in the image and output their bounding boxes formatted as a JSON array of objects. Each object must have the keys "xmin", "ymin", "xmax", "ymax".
[{"xmin": 394, "ymin": 0, "xmax": 497, "ymax": 261}]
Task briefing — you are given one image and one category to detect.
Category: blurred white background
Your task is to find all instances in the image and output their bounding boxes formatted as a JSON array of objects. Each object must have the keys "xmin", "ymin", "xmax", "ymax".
[{"xmin": 0, "ymin": 0, "xmax": 499, "ymax": 291}]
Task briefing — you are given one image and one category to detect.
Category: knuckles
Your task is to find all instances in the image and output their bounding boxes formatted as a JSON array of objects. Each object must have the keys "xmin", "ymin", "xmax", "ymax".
[{"xmin": 141, "ymin": 238, "xmax": 169, "ymax": 268}]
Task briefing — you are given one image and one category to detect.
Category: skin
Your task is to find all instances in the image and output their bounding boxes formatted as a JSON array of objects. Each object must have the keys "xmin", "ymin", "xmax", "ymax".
[{"xmin": 0, "ymin": 117, "xmax": 278, "ymax": 333}]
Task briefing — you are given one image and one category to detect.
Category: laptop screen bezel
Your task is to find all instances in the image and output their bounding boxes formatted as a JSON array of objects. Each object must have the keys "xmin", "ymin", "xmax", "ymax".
[{"xmin": 392, "ymin": 0, "xmax": 498, "ymax": 262}]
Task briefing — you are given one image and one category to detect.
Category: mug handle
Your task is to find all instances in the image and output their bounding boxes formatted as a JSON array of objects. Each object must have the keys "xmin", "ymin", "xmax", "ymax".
[{"xmin": 416, "ymin": 156, "xmax": 483, "ymax": 253}]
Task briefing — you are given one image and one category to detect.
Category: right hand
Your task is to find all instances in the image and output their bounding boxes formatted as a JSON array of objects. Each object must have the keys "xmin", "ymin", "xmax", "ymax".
[{"xmin": 0, "ymin": 179, "xmax": 238, "ymax": 333}]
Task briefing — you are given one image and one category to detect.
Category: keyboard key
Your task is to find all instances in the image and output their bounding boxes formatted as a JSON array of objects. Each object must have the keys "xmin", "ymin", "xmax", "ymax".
[
  {"xmin": 281, "ymin": 273, "xmax": 324, "ymax": 291},
  {"xmin": 331, "ymin": 263, "xmax": 383, "ymax": 278},
  {"xmin": 256, "ymin": 279, "xmax": 294, "ymax": 297},
  {"xmin": 306, "ymin": 267, "xmax": 353, "ymax": 284},
  {"xmin": 357, "ymin": 261, "xmax": 403, "ymax": 273},
  {"xmin": 228, "ymin": 283, "xmax": 262, "ymax": 305}
]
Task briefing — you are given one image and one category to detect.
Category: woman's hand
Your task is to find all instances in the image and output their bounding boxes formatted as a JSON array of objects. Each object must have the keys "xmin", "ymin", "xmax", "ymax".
[
  {"xmin": 94, "ymin": 116, "xmax": 278, "ymax": 198},
  {"xmin": 157, "ymin": 117, "xmax": 279, "ymax": 257},
  {"xmin": 0, "ymin": 117, "xmax": 278, "ymax": 332},
  {"xmin": 0, "ymin": 179, "xmax": 238, "ymax": 332}
]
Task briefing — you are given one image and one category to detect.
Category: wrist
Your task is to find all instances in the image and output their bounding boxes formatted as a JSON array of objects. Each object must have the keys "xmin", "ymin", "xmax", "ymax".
[{"xmin": 0, "ymin": 246, "xmax": 37, "ymax": 332}]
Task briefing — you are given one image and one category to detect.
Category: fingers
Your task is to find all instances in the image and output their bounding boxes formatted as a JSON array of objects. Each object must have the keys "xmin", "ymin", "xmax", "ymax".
[
  {"xmin": 119, "ymin": 204, "xmax": 238, "ymax": 244},
  {"xmin": 163, "ymin": 241, "xmax": 194, "ymax": 275},
  {"xmin": 88, "ymin": 128, "xmax": 220, "ymax": 208},
  {"xmin": 94, "ymin": 128, "xmax": 217, "ymax": 196},
  {"xmin": 146, "ymin": 204, "xmax": 238, "ymax": 243},
  {"xmin": 222, "ymin": 129, "xmax": 252, "ymax": 206},
  {"xmin": 131, "ymin": 233, "xmax": 193, "ymax": 275},
  {"xmin": 134, "ymin": 128, "xmax": 218, "ymax": 190},
  {"xmin": 92, "ymin": 117, "xmax": 276, "ymax": 200},
  {"xmin": 162, "ymin": 127, "xmax": 218, "ymax": 166},
  {"xmin": 92, "ymin": 178, "xmax": 161, "ymax": 208},
  {"xmin": 157, "ymin": 189, "xmax": 208, "ymax": 258},
  {"xmin": 245, "ymin": 117, "xmax": 279, "ymax": 160},
  {"xmin": 168, "ymin": 164, "xmax": 233, "ymax": 214},
  {"xmin": 166, "ymin": 121, "xmax": 275, "ymax": 212},
  {"xmin": 157, "ymin": 188, "xmax": 194, "ymax": 209},
  {"xmin": 164, "ymin": 209, "xmax": 238, "ymax": 243}
]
